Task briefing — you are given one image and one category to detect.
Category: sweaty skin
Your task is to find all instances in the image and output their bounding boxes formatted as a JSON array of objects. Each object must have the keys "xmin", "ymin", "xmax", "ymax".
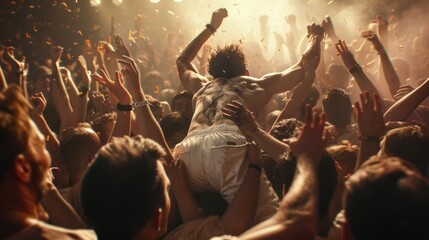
[{"xmin": 191, "ymin": 76, "xmax": 268, "ymax": 131}]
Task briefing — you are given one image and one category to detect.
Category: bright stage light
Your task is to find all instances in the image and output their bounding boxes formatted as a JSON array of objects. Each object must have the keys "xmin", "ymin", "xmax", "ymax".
[
  {"xmin": 173, "ymin": 0, "xmax": 183, "ymax": 2},
  {"xmin": 150, "ymin": 0, "xmax": 161, "ymax": 3}
]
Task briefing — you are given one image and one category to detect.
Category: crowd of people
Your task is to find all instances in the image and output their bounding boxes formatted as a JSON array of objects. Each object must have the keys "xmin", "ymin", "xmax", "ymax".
[{"xmin": 1, "ymin": 3, "xmax": 429, "ymax": 240}]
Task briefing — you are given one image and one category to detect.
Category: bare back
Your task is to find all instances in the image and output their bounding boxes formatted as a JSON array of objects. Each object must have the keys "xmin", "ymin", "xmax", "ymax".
[{"xmin": 189, "ymin": 76, "xmax": 269, "ymax": 131}]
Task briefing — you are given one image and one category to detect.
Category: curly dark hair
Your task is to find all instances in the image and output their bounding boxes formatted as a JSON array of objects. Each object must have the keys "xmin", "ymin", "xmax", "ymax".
[{"xmin": 208, "ymin": 44, "xmax": 246, "ymax": 79}]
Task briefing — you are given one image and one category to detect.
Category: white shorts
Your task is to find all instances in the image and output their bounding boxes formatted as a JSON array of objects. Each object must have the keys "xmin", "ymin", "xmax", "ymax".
[{"xmin": 174, "ymin": 124, "xmax": 279, "ymax": 223}]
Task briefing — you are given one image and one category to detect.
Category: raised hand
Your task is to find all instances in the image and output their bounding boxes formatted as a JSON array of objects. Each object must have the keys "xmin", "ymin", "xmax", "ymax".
[
  {"xmin": 222, "ymin": 100, "xmax": 260, "ymax": 139},
  {"xmin": 322, "ymin": 16, "xmax": 338, "ymax": 41},
  {"xmin": 285, "ymin": 14, "xmax": 296, "ymax": 27},
  {"xmin": 50, "ymin": 46, "xmax": 64, "ymax": 63},
  {"xmin": 283, "ymin": 105, "xmax": 325, "ymax": 160},
  {"xmin": 353, "ymin": 92, "xmax": 386, "ymax": 138},
  {"xmin": 77, "ymin": 55, "xmax": 92, "ymax": 92},
  {"xmin": 91, "ymin": 70, "xmax": 131, "ymax": 105},
  {"xmin": 118, "ymin": 56, "xmax": 142, "ymax": 97},
  {"xmin": 30, "ymin": 92, "xmax": 47, "ymax": 117},
  {"xmin": 114, "ymin": 35, "xmax": 131, "ymax": 58},
  {"xmin": 209, "ymin": 8, "xmax": 228, "ymax": 30},
  {"xmin": 4, "ymin": 46, "xmax": 25, "ymax": 72},
  {"xmin": 335, "ymin": 39, "xmax": 358, "ymax": 70},
  {"xmin": 361, "ymin": 30, "xmax": 384, "ymax": 52}
]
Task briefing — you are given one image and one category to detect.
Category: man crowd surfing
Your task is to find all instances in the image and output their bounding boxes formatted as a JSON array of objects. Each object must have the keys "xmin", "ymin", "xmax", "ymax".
[{"xmin": 1, "ymin": 2, "xmax": 429, "ymax": 240}]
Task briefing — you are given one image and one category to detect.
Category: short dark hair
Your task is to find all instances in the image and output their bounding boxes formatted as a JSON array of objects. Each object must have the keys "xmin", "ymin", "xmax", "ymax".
[
  {"xmin": 270, "ymin": 118, "xmax": 304, "ymax": 141},
  {"xmin": 0, "ymin": 85, "xmax": 32, "ymax": 181},
  {"xmin": 160, "ymin": 112, "xmax": 190, "ymax": 140},
  {"xmin": 382, "ymin": 125, "xmax": 429, "ymax": 176},
  {"xmin": 208, "ymin": 44, "xmax": 246, "ymax": 79},
  {"xmin": 322, "ymin": 87, "xmax": 352, "ymax": 127},
  {"xmin": 345, "ymin": 157, "xmax": 429, "ymax": 240},
  {"xmin": 171, "ymin": 91, "xmax": 193, "ymax": 111},
  {"xmin": 81, "ymin": 136, "xmax": 167, "ymax": 240}
]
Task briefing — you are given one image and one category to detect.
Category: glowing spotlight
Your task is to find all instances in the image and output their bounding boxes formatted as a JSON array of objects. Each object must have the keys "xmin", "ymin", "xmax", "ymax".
[
  {"xmin": 90, "ymin": 0, "xmax": 101, "ymax": 7},
  {"xmin": 174, "ymin": 0, "xmax": 183, "ymax": 2},
  {"xmin": 150, "ymin": 0, "xmax": 161, "ymax": 3}
]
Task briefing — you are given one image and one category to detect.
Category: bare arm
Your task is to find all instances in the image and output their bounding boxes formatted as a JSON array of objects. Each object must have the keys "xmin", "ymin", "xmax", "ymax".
[
  {"xmin": 119, "ymin": 56, "xmax": 174, "ymax": 163},
  {"xmin": 92, "ymin": 70, "xmax": 132, "ymax": 139},
  {"xmin": 176, "ymin": 8, "xmax": 228, "ymax": 94},
  {"xmin": 258, "ymin": 24, "xmax": 323, "ymax": 96},
  {"xmin": 353, "ymin": 92, "xmax": 386, "ymax": 170},
  {"xmin": 269, "ymin": 54, "xmax": 318, "ymax": 132},
  {"xmin": 223, "ymin": 101, "xmax": 290, "ymax": 163},
  {"xmin": 335, "ymin": 40, "xmax": 385, "ymax": 110},
  {"xmin": 384, "ymin": 78, "xmax": 429, "ymax": 122},
  {"xmin": 362, "ymin": 30, "xmax": 400, "ymax": 98},
  {"xmin": 238, "ymin": 106, "xmax": 325, "ymax": 240}
]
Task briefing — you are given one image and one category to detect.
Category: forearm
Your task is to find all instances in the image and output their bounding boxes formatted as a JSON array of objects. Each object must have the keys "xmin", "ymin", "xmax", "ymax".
[
  {"xmin": 378, "ymin": 50, "xmax": 401, "ymax": 97},
  {"xmin": 41, "ymin": 188, "xmax": 88, "ymax": 229},
  {"xmin": 270, "ymin": 73, "xmax": 315, "ymax": 131},
  {"xmin": 133, "ymin": 91, "xmax": 174, "ymax": 163},
  {"xmin": 352, "ymin": 68, "xmax": 382, "ymax": 96},
  {"xmin": 222, "ymin": 168, "xmax": 261, "ymax": 235},
  {"xmin": 240, "ymin": 157, "xmax": 318, "ymax": 240},
  {"xmin": 172, "ymin": 183, "xmax": 204, "ymax": 223},
  {"xmin": 177, "ymin": 28, "xmax": 212, "ymax": 73},
  {"xmin": 32, "ymin": 115, "xmax": 61, "ymax": 164},
  {"xmin": 384, "ymin": 78, "xmax": 429, "ymax": 121},
  {"xmin": 249, "ymin": 128, "xmax": 291, "ymax": 163},
  {"xmin": 0, "ymin": 66, "xmax": 6, "ymax": 91},
  {"xmin": 52, "ymin": 62, "xmax": 73, "ymax": 112}
]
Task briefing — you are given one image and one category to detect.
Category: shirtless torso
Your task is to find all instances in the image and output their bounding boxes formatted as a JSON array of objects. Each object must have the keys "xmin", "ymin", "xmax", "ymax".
[{"xmin": 190, "ymin": 77, "xmax": 269, "ymax": 132}]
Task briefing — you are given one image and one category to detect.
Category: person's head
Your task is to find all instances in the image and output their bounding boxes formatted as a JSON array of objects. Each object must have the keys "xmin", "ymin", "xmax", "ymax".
[
  {"xmin": 81, "ymin": 136, "xmax": 170, "ymax": 240},
  {"xmin": 60, "ymin": 122, "xmax": 101, "ymax": 186},
  {"xmin": 27, "ymin": 66, "xmax": 52, "ymax": 97},
  {"xmin": 171, "ymin": 91, "xmax": 193, "ymax": 118},
  {"xmin": 159, "ymin": 88, "xmax": 176, "ymax": 107},
  {"xmin": 380, "ymin": 125, "xmax": 429, "ymax": 176},
  {"xmin": 322, "ymin": 87, "xmax": 352, "ymax": 128},
  {"xmin": 327, "ymin": 64, "xmax": 350, "ymax": 90},
  {"xmin": 160, "ymin": 112, "xmax": 190, "ymax": 149},
  {"xmin": 90, "ymin": 112, "xmax": 117, "ymax": 145},
  {"xmin": 344, "ymin": 157, "xmax": 429, "ymax": 240},
  {"xmin": 298, "ymin": 86, "xmax": 319, "ymax": 121},
  {"xmin": 208, "ymin": 44, "xmax": 247, "ymax": 79},
  {"xmin": 0, "ymin": 85, "xmax": 51, "ymax": 203},
  {"xmin": 270, "ymin": 118, "xmax": 304, "ymax": 141},
  {"xmin": 327, "ymin": 141, "xmax": 359, "ymax": 181}
]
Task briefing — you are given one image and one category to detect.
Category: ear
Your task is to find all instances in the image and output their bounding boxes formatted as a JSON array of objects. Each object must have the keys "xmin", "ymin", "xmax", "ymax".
[
  {"xmin": 244, "ymin": 69, "xmax": 250, "ymax": 76},
  {"xmin": 14, "ymin": 154, "xmax": 32, "ymax": 183},
  {"xmin": 150, "ymin": 208, "xmax": 163, "ymax": 231}
]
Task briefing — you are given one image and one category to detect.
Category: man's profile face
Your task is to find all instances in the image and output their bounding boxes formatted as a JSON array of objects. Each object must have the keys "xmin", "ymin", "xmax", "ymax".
[{"xmin": 27, "ymin": 120, "xmax": 52, "ymax": 201}]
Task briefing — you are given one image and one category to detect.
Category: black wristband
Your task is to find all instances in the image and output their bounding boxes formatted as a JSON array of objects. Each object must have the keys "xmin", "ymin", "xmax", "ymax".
[
  {"xmin": 117, "ymin": 103, "xmax": 133, "ymax": 111},
  {"xmin": 248, "ymin": 163, "xmax": 262, "ymax": 173},
  {"xmin": 349, "ymin": 64, "xmax": 362, "ymax": 74},
  {"xmin": 205, "ymin": 24, "xmax": 216, "ymax": 35}
]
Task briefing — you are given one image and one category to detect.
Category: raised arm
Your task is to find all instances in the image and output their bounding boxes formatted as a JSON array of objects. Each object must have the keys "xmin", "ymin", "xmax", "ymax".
[
  {"xmin": 353, "ymin": 92, "xmax": 386, "ymax": 170},
  {"xmin": 335, "ymin": 39, "xmax": 385, "ymax": 108},
  {"xmin": 176, "ymin": 8, "xmax": 228, "ymax": 94},
  {"xmin": 258, "ymin": 24, "xmax": 323, "ymax": 96},
  {"xmin": 92, "ymin": 70, "xmax": 132, "ymax": 139},
  {"xmin": 269, "ymin": 55, "xmax": 318, "ymax": 132},
  {"xmin": 238, "ymin": 106, "xmax": 325, "ymax": 240},
  {"xmin": 0, "ymin": 64, "xmax": 7, "ymax": 91},
  {"xmin": 119, "ymin": 56, "xmax": 174, "ymax": 163},
  {"xmin": 223, "ymin": 100, "xmax": 289, "ymax": 163},
  {"xmin": 3, "ymin": 47, "xmax": 26, "ymax": 97},
  {"xmin": 384, "ymin": 78, "xmax": 429, "ymax": 122}
]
